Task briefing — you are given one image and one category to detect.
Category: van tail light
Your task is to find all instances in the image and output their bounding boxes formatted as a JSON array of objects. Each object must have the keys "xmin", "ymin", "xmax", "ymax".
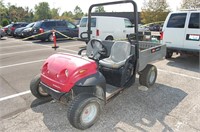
[
  {"xmin": 96, "ymin": 29, "xmax": 99, "ymax": 36},
  {"xmin": 39, "ymin": 28, "xmax": 44, "ymax": 33},
  {"xmin": 160, "ymin": 32, "xmax": 163, "ymax": 40},
  {"xmin": 11, "ymin": 27, "xmax": 15, "ymax": 31}
]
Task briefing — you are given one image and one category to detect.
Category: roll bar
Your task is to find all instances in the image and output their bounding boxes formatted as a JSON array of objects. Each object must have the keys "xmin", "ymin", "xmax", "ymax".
[{"xmin": 87, "ymin": 0, "xmax": 139, "ymax": 59}]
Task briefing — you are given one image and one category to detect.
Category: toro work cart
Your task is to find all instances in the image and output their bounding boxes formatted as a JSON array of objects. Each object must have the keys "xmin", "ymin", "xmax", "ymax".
[{"xmin": 30, "ymin": 0, "xmax": 166, "ymax": 130}]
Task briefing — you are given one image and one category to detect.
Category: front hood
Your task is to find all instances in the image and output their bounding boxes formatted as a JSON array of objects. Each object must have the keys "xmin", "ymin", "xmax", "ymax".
[
  {"xmin": 23, "ymin": 28, "xmax": 32, "ymax": 32},
  {"xmin": 41, "ymin": 53, "xmax": 97, "ymax": 92}
]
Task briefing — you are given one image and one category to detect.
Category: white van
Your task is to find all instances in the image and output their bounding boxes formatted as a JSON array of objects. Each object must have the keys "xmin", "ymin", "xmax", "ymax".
[
  {"xmin": 161, "ymin": 10, "xmax": 200, "ymax": 58},
  {"xmin": 79, "ymin": 16, "xmax": 134, "ymax": 40}
]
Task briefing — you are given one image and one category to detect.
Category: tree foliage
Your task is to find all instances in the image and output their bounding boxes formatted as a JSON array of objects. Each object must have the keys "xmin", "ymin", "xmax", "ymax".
[
  {"xmin": 0, "ymin": 1, "xmax": 86, "ymax": 26},
  {"xmin": 34, "ymin": 2, "xmax": 51, "ymax": 21},
  {"xmin": 60, "ymin": 11, "xmax": 74, "ymax": 22},
  {"xmin": 1, "ymin": 18, "xmax": 8, "ymax": 26},
  {"xmin": 94, "ymin": 6, "xmax": 106, "ymax": 13},
  {"xmin": 141, "ymin": 0, "xmax": 170, "ymax": 24},
  {"xmin": 181, "ymin": 0, "xmax": 200, "ymax": 9},
  {"xmin": 51, "ymin": 8, "xmax": 60, "ymax": 19},
  {"xmin": 73, "ymin": 6, "xmax": 84, "ymax": 19}
]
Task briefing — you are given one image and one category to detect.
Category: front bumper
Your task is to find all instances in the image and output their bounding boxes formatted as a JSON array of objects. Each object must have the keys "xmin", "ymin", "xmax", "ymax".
[{"xmin": 40, "ymin": 82, "xmax": 71, "ymax": 101}]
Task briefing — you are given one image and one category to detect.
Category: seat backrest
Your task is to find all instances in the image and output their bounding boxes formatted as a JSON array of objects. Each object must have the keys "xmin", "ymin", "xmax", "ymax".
[
  {"xmin": 110, "ymin": 41, "xmax": 131, "ymax": 62},
  {"xmin": 101, "ymin": 40, "xmax": 115, "ymax": 57}
]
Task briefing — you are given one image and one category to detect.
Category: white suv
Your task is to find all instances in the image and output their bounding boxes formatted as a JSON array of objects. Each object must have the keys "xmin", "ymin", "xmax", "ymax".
[{"xmin": 161, "ymin": 10, "xmax": 200, "ymax": 58}]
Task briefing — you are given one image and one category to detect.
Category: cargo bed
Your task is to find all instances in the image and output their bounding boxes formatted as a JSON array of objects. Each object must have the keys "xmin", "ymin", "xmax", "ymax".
[{"xmin": 138, "ymin": 41, "xmax": 166, "ymax": 71}]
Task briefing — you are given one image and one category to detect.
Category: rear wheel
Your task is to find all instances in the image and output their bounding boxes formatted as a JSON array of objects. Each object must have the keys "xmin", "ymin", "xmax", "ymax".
[
  {"xmin": 105, "ymin": 36, "xmax": 113, "ymax": 41},
  {"xmin": 165, "ymin": 51, "xmax": 173, "ymax": 59},
  {"xmin": 139, "ymin": 64, "xmax": 157, "ymax": 88},
  {"xmin": 30, "ymin": 74, "xmax": 49, "ymax": 99},
  {"xmin": 67, "ymin": 94, "xmax": 103, "ymax": 130}
]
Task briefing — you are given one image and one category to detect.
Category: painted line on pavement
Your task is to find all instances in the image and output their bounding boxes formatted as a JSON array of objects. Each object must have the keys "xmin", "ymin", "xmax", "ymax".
[
  {"xmin": 0, "ymin": 90, "xmax": 31, "ymax": 102},
  {"xmin": 0, "ymin": 44, "xmax": 36, "ymax": 49},
  {"xmin": 0, "ymin": 48, "xmax": 49, "ymax": 56},
  {"xmin": 0, "ymin": 59, "xmax": 45, "ymax": 69},
  {"xmin": 0, "ymin": 43, "xmax": 82, "ymax": 56},
  {"xmin": 158, "ymin": 69, "xmax": 200, "ymax": 80}
]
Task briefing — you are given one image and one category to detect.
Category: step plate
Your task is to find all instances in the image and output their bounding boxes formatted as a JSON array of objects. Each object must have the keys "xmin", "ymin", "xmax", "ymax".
[{"xmin": 106, "ymin": 84, "xmax": 123, "ymax": 100}]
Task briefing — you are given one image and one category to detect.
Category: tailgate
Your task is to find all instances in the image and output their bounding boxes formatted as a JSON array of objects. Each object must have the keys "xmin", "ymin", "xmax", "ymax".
[{"xmin": 138, "ymin": 41, "xmax": 166, "ymax": 71}]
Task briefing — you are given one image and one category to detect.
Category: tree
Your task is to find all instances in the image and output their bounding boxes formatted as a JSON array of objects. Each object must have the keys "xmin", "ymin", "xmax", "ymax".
[
  {"xmin": 0, "ymin": 0, "xmax": 8, "ymax": 22},
  {"xmin": 7, "ymin": 5, "xmax": 29, "ymax": 22},
  {"xmin": 73, "ymin": 6, "xmax": 84, "ymax": 19},
  {"xmin": 180, "ymin": 0, "xmax": 200, "ymax": 9},
  {"xmin": 141, "ymin": 0, "xmax": 170, "ymax": 24},
  {"xmin": 61, "ymin": 11, "xmax": 74, "ymax": 22},
  {"xmin": 1, "ymin": 18, "xmax": 8, "ymax": 26},
  {"xmin": 51, "ymin": 8, "xmax": 60, "ymax": 19},
  {"xmin": 94, "ymin": 6, "xmax": 106, "ymax": 13},
  {"xmin": 34, "ymin": 2, "xmax": 51, "ymax": 21}
]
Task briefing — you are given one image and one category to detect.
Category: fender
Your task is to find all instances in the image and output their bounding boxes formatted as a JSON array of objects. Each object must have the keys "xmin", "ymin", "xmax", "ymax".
[{"xmin": 72, "ymin": 72, "xmax": 106, "ymax": 101}]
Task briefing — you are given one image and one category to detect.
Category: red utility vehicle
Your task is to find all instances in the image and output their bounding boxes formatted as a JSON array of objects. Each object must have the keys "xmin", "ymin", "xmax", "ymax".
[{"xmin": 30, "ymin": 0, "xmax": 166, "ymax": 130}]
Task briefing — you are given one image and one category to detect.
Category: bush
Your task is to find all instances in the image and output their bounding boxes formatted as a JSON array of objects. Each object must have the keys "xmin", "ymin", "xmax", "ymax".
[{"xmin": 1, "ymin": 19, "xmax": 9, "ymax": 27}]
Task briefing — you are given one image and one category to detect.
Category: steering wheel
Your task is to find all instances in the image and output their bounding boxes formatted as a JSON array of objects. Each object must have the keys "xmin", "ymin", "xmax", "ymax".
[{"xmin": 86, "ymin": 39, "xmax": 107, "ymax": 60}]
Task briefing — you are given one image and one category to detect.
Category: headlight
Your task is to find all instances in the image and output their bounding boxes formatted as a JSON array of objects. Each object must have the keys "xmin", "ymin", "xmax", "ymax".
[{"xmin": 65, "ymin": 69, "xmax": 69, "ymax": 77}]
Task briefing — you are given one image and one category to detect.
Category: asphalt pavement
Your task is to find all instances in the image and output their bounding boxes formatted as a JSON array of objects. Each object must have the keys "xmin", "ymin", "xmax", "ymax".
[{"xmin": 0, "ymin": 37, "xmax": 200, "ymax": 132}]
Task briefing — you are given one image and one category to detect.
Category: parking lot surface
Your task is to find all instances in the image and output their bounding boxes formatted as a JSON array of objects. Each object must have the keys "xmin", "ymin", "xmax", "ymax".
[{"xmin": 0, "ymin": 37, "xmax": 200, "ymax": 132}]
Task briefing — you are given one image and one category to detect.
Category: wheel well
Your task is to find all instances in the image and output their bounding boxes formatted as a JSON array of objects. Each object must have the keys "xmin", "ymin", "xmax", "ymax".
[
  {"xmin": 72, "ymin": 85, "xmax": 105, "ymax": 102},
  {"xmin": 105, "ymin": 36, "xmax": 114, "ymax": 40}
]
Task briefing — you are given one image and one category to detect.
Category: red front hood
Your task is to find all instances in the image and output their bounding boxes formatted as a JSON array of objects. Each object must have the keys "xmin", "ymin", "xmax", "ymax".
[{"xmin": 41, "ymin": 53, "xmax": 97, "ymax": 92}]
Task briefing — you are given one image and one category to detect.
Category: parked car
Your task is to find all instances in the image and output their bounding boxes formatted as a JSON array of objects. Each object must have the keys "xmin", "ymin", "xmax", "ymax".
[
  {"xmin": 79, "ymin": 16, "xmax": 134, "ymax": 40},
  {"xmin": 0, "ymin": 28, "xmax": 6, "ymax": 39},
  {"xmin": 32, "ymin": 20, "xmax": 78, "ymax": 41},
  {"xmin": 149, "ymin": 24, "xmax": 161, "ymax": 31},
  {"xmin": 14, "ymin": 22, "xmax": 35, "ymax": 38},
  {"xmin": 21, "ymin": 27, "xmax": 34, "ymax": 38},
  {"xmin": 161, "ymin": 9, "xmax": 200, "ymax": 58},
  {"xmin": 2, "ymin": 24, "xmax": 12, "ymax": 35},
  {"xmin": 7, "ymin": 22, "xmax": 29, "ymax": 36}
]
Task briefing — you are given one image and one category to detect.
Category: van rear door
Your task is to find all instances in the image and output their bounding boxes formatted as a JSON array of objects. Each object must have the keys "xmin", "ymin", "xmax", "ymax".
[
  {"xmin": 184, "ymin": 12, "xmax": 200, "ymax": 50},
  {"xmin": 163, "ymin": 13, "xmax": 187, "ymax": 48},
  {"xmin": 79, "ymin": 17, "xmax": 97, "ymax": 39}
]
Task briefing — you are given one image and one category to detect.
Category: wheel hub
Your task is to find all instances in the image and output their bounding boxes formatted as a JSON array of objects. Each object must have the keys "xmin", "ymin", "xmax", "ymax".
[
  {"xmin": 149, "ymin": 68, "xmax": 156, "ymax": 84},
  {"xmin": 38, "ymin": 86, "xmax": 48, "ymax": 96},
  {"xmin": 81, "ymin": 103, "xmax": 98, "ymax": 124}
]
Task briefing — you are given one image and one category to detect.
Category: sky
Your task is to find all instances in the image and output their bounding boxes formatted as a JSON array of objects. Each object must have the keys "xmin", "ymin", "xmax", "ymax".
[{"xmin": 3, "ymin": 0, "xmax": 182, "ymax": 14}]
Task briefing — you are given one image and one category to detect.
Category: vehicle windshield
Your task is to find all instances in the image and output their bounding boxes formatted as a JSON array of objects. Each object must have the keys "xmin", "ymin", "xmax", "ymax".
[
  {"xmin": 33, "ymin": 21, "xmax": 42, "ymax": 28},
  {"xmin": 80, "ymin": 18, "xmax": 96, "ymax": 27},
  {"xmin": 26, "ymin": 23, "xmax": 34, "ymax": 28}
]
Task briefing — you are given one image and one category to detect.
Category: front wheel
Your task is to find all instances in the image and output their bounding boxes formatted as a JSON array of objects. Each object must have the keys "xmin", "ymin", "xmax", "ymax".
[
  {"xmin": 139, "ymin": 64, "xmax": 157, "ymax": 88},
  {"xmin": 67, "ymin": 94, "xmax": 103, "ymax": 130},
  {"xmin": 30, "ymin": 74, "xmax": 49, "ymax": 99}
]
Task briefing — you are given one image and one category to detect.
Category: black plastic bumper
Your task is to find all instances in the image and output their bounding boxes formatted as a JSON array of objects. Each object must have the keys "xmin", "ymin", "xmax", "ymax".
[{"xmin": 40, "ymin": 82, "xmax": 71, "ymax": 101}]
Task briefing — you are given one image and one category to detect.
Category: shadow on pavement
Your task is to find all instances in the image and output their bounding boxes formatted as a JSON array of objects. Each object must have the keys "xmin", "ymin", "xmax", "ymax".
[
  {"xmin": 0, "ymin": 38, "xmax": 7, "ymax": 40},
  {"xmin": 31, "ymin": 39, "xmax": 78, "ymax": 45},
  {"xmin": 167, "ymin": 55, "xmax": 199, "ymax": 73},
  {"xmin": 31, "ymin": 82, "xmax": 187, "ymax": 131}
]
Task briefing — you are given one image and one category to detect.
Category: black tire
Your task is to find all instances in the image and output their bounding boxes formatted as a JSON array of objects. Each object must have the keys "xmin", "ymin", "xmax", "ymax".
[
  {"xmin": 105, "ymin": 36, "xmax": 113, "ymax": 41},
  {"xmin": 67, "ymin": 94, "xmax": 103, "ymax": 130},
  {"xmin": 40, "ymin": 39, "xmax": 46, "ymax": 42},
  {"xmin": 30, "ymin": 74, "xmax": 49, "ymax": 99},
  {"xmin": 139, "ymin": 64, "xmax": 157, "ymax": 88},
  {"xmin": 165, "ymin": 51, "xmax": 173, "ymax": 59}
]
